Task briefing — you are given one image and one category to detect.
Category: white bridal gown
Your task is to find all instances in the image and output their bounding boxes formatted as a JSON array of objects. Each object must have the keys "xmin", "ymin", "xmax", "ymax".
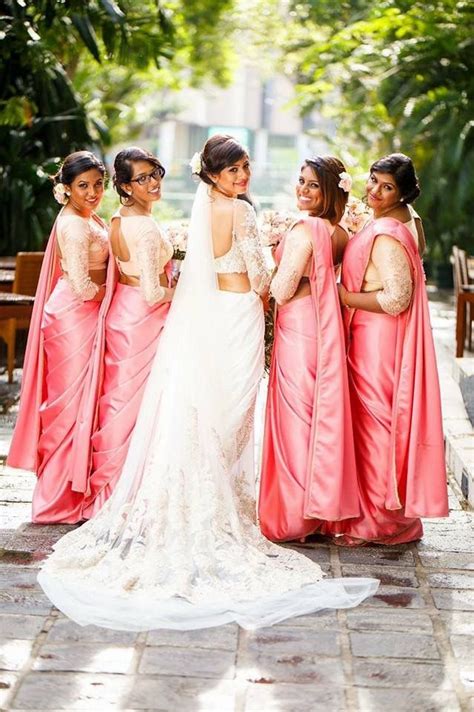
[{"xmin": 38, "ymin": 182, "xmax": 378, "ymax": 630}]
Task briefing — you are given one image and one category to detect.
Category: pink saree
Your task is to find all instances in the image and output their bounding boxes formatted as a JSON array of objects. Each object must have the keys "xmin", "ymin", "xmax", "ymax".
[
  {"xmin": 334, "ymin": 218, "xmax": 448, "ymax": 545},
  {"xmin": 82, "ymin": 284, "xmax": 170, "ymax": 518},
  {"xmin": 7, "ymin": 216, "xmax": 114, "ymax": 523},
  {"xmin": 259, "ymin": 218, "xmax": 359, "ymax": 541}
]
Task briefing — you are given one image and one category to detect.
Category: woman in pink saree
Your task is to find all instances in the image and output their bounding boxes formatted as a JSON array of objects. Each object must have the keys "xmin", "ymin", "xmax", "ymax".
[
  {"xmin": 336, "ymin": 153, "xmax": 448, "ymax": 544},
  {"xmin": 259, "ymin": 157, "xmax": 360, "ymax": 541},
  {"xmin": 7, "ymin": 151, "xmax": 110, "ymax": 523},
  {"xmin": 82, "ymin": 148, "xmax": 174, "ymax": 519}
]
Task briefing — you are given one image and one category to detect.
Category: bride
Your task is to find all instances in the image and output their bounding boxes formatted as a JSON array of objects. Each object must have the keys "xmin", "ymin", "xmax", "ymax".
[{"xmin": 38, "ymin": 135, "xmax": 378, "ymax": 630}]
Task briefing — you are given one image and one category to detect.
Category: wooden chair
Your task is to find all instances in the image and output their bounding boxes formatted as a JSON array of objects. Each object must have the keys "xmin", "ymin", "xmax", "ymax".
[
  {"xmin": 452, "ymin": 246, "xmax": 474, "ymax": 356},
  {"xmin": 0, "ymin": 252, "xmax": 44, "ymax": 381}
]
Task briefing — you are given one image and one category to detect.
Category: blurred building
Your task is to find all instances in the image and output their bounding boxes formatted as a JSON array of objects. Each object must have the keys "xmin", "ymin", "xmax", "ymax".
[{"xmin": 141, "ymin": 63, "xmax": 331, "ymax": 215}]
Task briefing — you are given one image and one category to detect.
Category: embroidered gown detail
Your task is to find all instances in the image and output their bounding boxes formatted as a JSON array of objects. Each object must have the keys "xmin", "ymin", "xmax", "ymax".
[
  {"xmin": 38, "ymin": 185, "xmax": 378, "ymax": 631},
  {"xmin": 83, "ymin": 213, "xmax": 173, "ymax": 519},
  {"xmin": 259, "ymin": 219, "xmax": 360, "ymax": 541}
]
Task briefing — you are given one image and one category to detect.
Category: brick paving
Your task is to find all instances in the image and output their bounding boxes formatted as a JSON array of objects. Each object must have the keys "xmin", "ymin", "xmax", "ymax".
[
  {"xmin": 0, "ymin": 294, "xmax": 473, "ymax": 711},
  {"xmin": 0, "ymin": 469, "xmax": 472, "ymax": 711}
]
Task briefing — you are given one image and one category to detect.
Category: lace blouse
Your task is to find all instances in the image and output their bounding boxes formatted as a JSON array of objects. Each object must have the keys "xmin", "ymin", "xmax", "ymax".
[
  {"xmin": 363, "ymin": 235, "xmax": 413, "ymax": 316},
  {"xmin": 213, "ymin": 200, "xmax": 270, "ymax": 295},
  {"xmin": 113, "ymin": 214, "xmax": 173, "ymax": 306},
  {"xmin": 56, "ymin": 213, "xmax": 108, "ymax": 301},
  {"xmin": 271, "ymin": 228, "xmax": 313, "ymax": 305}
]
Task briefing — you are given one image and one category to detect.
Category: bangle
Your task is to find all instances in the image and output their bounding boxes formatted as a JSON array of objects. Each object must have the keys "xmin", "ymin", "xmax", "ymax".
[{"xmin": 343, "ymin": 290, "xmax": 351, "ymax": 309}]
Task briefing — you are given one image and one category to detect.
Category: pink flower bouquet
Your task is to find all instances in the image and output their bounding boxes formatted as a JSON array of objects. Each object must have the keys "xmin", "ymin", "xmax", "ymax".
[
  {"xmin": 341, "ymin": 198, "xmax": 373, "ymax": 236},
  {"xmin": 259, "ymin": 210, "xmax": 298, "ymax": 248}
]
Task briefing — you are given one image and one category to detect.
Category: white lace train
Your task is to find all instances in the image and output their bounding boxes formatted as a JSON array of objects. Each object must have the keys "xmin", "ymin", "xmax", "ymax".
[{"xmin": 38, "ymin": 184, "xmax": 378, "ymax": 630}]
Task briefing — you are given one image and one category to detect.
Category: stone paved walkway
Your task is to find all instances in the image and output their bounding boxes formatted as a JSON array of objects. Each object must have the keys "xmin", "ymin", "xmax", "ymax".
[{"xmin": 0, "ymin": 295, "xmax": 472, "ymax": 712}]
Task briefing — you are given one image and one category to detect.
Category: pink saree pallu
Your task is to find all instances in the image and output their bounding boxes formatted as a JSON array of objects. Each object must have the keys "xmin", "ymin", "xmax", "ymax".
[
  {"xmin": 82, "ymin": 284, "xmax": 170, "ymax": 519},
  {"xmin": 8, "ymin": 217, "xmax": 113, "ymax": 524},
  {"xmin": 259, "ymin": 219, "xmax": 359, "ymax": 542},
  {"xmin": 335, "ymin": 218, "xmax": 448, "ymax": 545}
]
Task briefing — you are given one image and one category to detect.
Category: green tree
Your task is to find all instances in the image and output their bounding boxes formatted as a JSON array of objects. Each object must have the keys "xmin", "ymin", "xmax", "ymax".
[
  {"xmin": 0, "ymin": 0, "xmax": 235, "ymax": 253},
  {"xmin": 279, "ymin": 0, "xmax": 474, "ymax": 264}
]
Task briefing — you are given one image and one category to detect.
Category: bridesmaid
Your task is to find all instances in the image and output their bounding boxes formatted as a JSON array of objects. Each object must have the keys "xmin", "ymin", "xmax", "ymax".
[
  {"xmin": 259, "ymin": 156, "xmax": 360, "ymax": 542},
  {"xmin": 82, "ymin": 147, "xmax": 174, "ymax": 518},
  {"xmin": 8, "ymin": 151, "xmax": 110, "ymax": 523},
  {"xmin": 335, "ymin": 152, "xmax": 448, "ymax": 545}
]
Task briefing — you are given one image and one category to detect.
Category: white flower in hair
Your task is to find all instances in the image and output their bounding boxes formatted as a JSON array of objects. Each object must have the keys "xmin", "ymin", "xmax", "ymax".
[
  {"xmin": 338, "ymin": 171, "xmax": 352, "ymax": 193},
  {"xmin": 189, "ymin": 152, "xmax": 202, "ymax": 175},
  {"xmin": 53, "ymin": 182, "xmax": 68, "ymax": 205}
]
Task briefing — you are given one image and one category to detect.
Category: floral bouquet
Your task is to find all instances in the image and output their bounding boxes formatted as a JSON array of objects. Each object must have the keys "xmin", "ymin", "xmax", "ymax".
[
  {"xmin": 259, "ymin": 210, "xmax": 298, "ymax": 248},
  {"xmin": 165, "ymin": 221, "xmax": 188, "ymax": 260},
  {"xmin": 164, "ymin": 222, "xmax": 188, "ymax": 285},
  {"xmin": 341, "ymin": 197, "xmax": 372, "ymax": 236},
  {"xmin": 258, "ymin": 211, "xmax": 297, "ymax": 372}
]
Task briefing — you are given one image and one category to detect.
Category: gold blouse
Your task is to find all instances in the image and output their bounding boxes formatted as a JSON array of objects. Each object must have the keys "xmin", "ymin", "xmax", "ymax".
[{"xmin": 362, "ymin": 235, "xmax": 413, "ymax": 316}]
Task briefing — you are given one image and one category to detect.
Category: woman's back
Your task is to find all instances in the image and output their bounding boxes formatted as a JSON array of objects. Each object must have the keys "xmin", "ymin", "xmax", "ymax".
[{"xmin": 211, "ymin": 194, "xmax": 270, "ymax": 295}]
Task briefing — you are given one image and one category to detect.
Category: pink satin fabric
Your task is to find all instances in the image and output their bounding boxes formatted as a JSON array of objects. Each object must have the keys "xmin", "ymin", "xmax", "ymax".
[
  {"xmin": 82, "ymin": 284, "xmax": 170, "ymax": 519},
  {"xmin": 7, "ymin": 220, "xmax": 62, "ymax": 472},
  {"xmin": 8, "ymin": 214, "xmax": 115, "ymax": 524},
  {"xmin": 32, "ymin": 278, "xmax": 102, "ymax": 523},
  {"xmin": 259, "ymin": 218, "xmax": 359, "ymax": 542},
  {"xmin": 332, "ymin": 217, "xmax": 448, "ymax": 545}
]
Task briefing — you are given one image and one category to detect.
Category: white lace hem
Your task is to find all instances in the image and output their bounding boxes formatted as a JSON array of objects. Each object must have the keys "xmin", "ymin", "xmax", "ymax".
[{"xmin": 38, "ymin": 572, "xmax": 379, "ymax": 631}]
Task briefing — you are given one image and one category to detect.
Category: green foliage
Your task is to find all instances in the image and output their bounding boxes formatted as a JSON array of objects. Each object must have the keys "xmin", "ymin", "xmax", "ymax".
[
  {"xmin": 280, "ymin": 0, "xmax": 474, "ymax": 261},
  {"xmin": 0, "ymin": 0, "xmax": 236, "ymax": 254}
]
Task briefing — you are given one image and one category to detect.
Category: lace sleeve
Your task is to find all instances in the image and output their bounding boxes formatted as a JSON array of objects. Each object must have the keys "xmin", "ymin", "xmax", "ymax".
[
  {"xmin": 234, "ymin": 201, "xmax": 271, "ymax": 295},
  {"xmin": 372, "ymin": 235, "xmax": 413, "ymax": 316},
  {"xmin": 270, "ymin": 228, "xmax": 313, "ymax": 305},
  {"xmin": 136, "ymin": 224, "xmax": 166, "ymax": 306},
  {"xmin": 61, "ymin": 219, "xmax": 99, "ymax": 301}
]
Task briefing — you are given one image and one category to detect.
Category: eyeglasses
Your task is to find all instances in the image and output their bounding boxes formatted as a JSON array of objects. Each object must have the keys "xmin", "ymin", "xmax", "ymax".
[{"xmin": 130, "ymin": 166, "xmax": 165, "ymax": 186}]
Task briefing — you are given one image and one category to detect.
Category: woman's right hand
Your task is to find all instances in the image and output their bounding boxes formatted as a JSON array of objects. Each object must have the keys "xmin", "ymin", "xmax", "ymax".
[
  {"xmin": 92, "ymin": 285, "xmax": 106, "ymax": 302},
  {"xmin": 337, "ymin": 283, "xmax": 350, "ymax": 308},
  {"xmin": 162, "ymin": 287, "xmax": 175, "ymax": 303}
]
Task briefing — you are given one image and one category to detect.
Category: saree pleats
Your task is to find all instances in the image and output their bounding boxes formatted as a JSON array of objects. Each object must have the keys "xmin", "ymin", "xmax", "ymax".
[
  {"xmin": 259, "ymin": 296, "xmax": 320, "ymax": 540},
  {"xmin": 83, "ymin": 284, "xmax": 169, "ymax": 518},
  {"xmin": 340, "ymin": 308, "xmax": 423, "ymax": 544},
  {"xmin": 259, "ymin": 218, "xmax": 359, "ymax": 542},
  {"xmin": 32, "ymin": 279, "xmax": 101, "ymax": 523},
  {"xmin": 330, "ymin": 217, "xmax": 448, "ymax": 545}
]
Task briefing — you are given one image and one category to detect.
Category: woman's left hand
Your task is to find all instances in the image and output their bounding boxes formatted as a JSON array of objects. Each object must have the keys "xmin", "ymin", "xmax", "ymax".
[{"xmin": 337, "ymin": 283, "xmax": 349, "ymax": 307}]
